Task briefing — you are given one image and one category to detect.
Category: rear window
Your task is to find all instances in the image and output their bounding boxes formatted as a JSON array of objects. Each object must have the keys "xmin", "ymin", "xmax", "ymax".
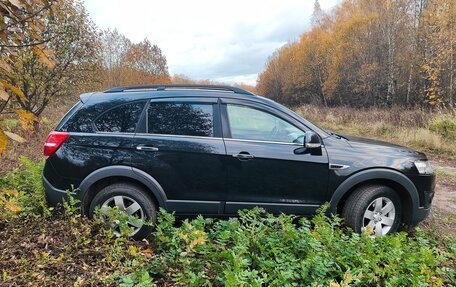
[
  {"xmin": 147, "ymin": 102, "xmax": 214, "ymax": 137},
  {"xmin": 94, "ymin": 101, "xmax": 145, "ymax": 133},
  {"xmin": 56, "ymin": 101, "xmax": 83, "ymax": 131}
]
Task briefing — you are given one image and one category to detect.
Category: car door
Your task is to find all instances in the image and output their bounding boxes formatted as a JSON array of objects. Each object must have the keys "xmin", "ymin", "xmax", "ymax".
[
  {"xmin": 131, "ymin": 97, "xmax": 226, "ymax": 214},
  {"xmin": 220, "ymin": 99, "xmax": 329, "ymax": 215}
]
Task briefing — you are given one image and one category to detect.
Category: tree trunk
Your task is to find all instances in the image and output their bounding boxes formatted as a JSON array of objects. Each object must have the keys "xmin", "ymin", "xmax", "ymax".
[
  {"xmin": 450, "ymin": 23, "xmax": 454, "ymax": 108},
  {"xmin": 406, "ymin": 63, "xmax": 413, "ymax": 105},
  {"xmin": 316, "ymin": 62, "xmax": 328, "ymax": 106}
]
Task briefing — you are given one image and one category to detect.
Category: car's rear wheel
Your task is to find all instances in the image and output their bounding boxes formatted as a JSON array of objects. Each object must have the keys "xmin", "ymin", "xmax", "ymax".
[
  {"xmin": 342, "ymin": 184, "xmax": 402, "ymax": 236},
  {"xmin": 88, "ymin": 183, "xmax": 157, "ymax": 239}
]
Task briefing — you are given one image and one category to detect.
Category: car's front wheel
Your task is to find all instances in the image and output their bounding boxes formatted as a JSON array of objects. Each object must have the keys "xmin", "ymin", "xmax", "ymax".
[
  {"xmin": 88, "ymin": 183, "xmax": 157, "ymax": 239},
  {"xmin": 342, "ymin": 184, "xmax": 402, "ymax": 236}
]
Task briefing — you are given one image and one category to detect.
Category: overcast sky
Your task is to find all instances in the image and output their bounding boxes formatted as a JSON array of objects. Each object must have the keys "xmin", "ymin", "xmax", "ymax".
[{"xmin": 84, "ymin": 0, "xmax": 339, "ymax": 85}]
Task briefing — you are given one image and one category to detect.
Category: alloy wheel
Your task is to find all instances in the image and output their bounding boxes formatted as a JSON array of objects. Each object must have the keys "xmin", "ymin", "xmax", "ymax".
[
  {"xmin": 363, "ymin": 197, "xmax": 396, "ymax": 236},
  {"xmin": 99, "ymin": 195, "xmax": 145, "ymax": 237}
]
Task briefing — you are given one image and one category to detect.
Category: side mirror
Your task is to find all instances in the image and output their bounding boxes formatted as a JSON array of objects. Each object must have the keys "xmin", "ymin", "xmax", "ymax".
[{"xmin": 304, "ymin": 131, "xmax": 321, "ymax": 149}]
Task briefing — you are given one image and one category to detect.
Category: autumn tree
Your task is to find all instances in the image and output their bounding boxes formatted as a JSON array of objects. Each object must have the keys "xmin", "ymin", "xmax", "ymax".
[
  {"xmin": 101, "ymin": 29, "xmax": 170, "ymax": 87},
  {"xmin": 257, "ymin": 0, "xmax": 456, "ymax": 109},
  {"xmin": 101, "ymin": 29, "xmax": 131, "ymax": 87},
  {"xmin": 422, "ymin": 0, "xmax": 455, "ymax": 107},
  {"xmin": 0, "ymin": 0, "xmax": 58, "ymax": 152},
  {"xmin": 5, "ymin": 0, "xmax": 100, "ymax": 118},
  {"xmin": 171, "ymin": 74, "xmax": 256, "ymax": 94}
]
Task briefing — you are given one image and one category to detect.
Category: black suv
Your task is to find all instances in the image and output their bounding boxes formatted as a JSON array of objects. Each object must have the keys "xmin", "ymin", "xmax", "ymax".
[{"xmin": 43, "ymin": 85, "xmax": 435, "ymax": 238}]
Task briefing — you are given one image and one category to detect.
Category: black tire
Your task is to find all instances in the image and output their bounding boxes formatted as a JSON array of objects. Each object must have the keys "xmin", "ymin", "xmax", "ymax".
[
  {"xmin": 342, "ymin": 184, "xmax": 402, "ymax": 236},
  {"xmin": 88, "ymin": 183, "xmax": 157, "ymax": 240}
]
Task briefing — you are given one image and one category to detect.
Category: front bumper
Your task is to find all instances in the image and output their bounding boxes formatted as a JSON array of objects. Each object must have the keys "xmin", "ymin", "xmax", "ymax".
[
  {"xmin": 410, "ymin": 206, "xmax": 431, "ymax": 227},
  {"xmin": 407, "ymin": 173, "xmax": 435, "ymax": 226}
]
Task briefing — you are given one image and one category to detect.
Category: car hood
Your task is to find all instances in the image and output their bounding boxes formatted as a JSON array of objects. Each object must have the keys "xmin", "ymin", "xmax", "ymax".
[{"xmin": 341, "ymin": 134, "xmax": 427, "ymax": 159}]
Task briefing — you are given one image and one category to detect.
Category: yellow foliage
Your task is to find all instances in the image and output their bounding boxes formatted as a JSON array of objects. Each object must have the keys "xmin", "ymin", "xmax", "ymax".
[
  {"xmin": 14, "ymin": 109, "xmax": 38, "ymax": 131},
  {"xmin": 191, "ymin": 230, "xmax": 207, "ymax": 247},
  {"xmin": 257, "ymin": 0, "xmax": 456, "ymax": 107},
  {"xmin": 30, "ymin": 45, "xmax": 56, "ymax": 69},
  {"xmin": 0, "ymin": 189, "xmax": 22, "ymax": 214},
  {"xmin": 0, "ymin": 130, "xmax": 7, "ymax": 154},
  {"xmin": 0, "ymin": 80, "xmax": 27, "ymax": 102},
  {"xmin": 0, "ymin": 60, "xmax": 12, "ymax": 74}
]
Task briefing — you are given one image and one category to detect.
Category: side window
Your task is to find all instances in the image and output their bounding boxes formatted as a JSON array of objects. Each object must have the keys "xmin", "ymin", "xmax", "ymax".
[
  {"xmin": 226, "ymin": 104, "xmax": 305, "ymax": 143},
  {"xmin": 95, "ymin": 101, "xmax": 145, "ymax": 133},
  {"xmin": 147, "ymin": 102, "xmax": 214, "ymax": 137}
]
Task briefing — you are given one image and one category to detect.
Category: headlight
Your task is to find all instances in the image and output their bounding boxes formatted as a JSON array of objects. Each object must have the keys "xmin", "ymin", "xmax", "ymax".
[{"xmin": 414, "ymin": 160, "xmax": 433, "ymax": 174}]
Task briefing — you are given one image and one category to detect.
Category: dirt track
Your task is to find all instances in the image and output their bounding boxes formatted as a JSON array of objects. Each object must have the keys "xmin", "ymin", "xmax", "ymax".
[{"xmin": 425, "ymin": 160, "xmax": 456, "ymax": 235}]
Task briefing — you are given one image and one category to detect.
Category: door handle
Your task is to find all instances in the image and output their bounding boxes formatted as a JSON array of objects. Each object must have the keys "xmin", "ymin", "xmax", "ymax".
[
  {"xmin": 136, "ymin": 145, "xmax": 159, "ymax": 152},
  {"xmin": 232, "ymin": 152, "xmax": 254, "ymax": 160}
]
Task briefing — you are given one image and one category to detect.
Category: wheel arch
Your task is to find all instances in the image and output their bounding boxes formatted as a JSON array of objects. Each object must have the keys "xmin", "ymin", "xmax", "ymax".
[
  {"xmin": 78, "ymin": 165, "xmax": 167, "ymax": 215},
  {"xmin": 329, "ymin": 168, "xmax": 419, "ymax": 225}
]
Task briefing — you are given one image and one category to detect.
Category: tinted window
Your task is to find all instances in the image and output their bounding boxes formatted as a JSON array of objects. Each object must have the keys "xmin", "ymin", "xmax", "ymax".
[
  {"xmin": 147, "ymin": 102, "xmax": 213, "ymax": 137},
  {"xmin": 95, "ymin": 102, "xmax": 145, "ymax": 133},
  {"xmin": 227, "ymin": 104, "xmax": 305, "ymax": 143}
]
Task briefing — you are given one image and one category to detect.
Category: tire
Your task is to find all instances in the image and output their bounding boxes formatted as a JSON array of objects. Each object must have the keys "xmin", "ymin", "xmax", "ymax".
[
  {"xmin": 342, "ymin": 184, "xmax": 402, "ymax": 236},
  {"xmin": 88, "ymin": 183, "xmax": 157, "ymax": 240}
]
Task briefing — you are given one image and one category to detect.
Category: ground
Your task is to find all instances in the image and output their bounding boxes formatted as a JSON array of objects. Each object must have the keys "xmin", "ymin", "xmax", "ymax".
[{"xmin": 427, "ymin": 159, "xmax": 456, "ymax": 236}]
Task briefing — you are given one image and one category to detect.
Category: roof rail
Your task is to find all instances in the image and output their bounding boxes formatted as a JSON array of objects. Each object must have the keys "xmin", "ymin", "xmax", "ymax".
[{"xmin": 104, "ymin": 84, "xmax": 254, "ymax": 95}]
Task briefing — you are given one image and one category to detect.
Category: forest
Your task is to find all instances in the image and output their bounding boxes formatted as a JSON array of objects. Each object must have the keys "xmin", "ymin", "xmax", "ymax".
[{"xmin": 257, "ymin": 0, "xmax": 455, "ymax": 108}]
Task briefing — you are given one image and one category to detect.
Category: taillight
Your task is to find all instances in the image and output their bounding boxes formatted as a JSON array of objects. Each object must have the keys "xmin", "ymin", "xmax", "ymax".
[{"xmin": 44, "ymin": 131, "xmax": 70, "ymax": 156}]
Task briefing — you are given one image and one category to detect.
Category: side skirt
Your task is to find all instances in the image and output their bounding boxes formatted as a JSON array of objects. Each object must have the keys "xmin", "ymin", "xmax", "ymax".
[{"xmin": 165, "ymin": 200, "xmax": 320, "ymax": 216}]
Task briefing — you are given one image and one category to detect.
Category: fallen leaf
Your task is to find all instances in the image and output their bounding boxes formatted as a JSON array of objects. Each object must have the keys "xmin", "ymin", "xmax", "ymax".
[
  {"xmin": 141, "ymin": 247, "xmax": 154, "ymax": 258},
  {"xmin": 5, "ymin": 201, "xmax": 22, "ymax": 213},
  {"xmin": 8, "ymin": 0, "xmax": 25, "ymax": 9},
  {"xmin": 4, "ymin": 131, "xmax": 26, "ymax": 143},
  {"xmin": 0, "ymin": 189, "xmax": 19, "ymax": 197},
  {"xmin": 0, "ymin": 130, "xmax": 7, "ymax": 154}
]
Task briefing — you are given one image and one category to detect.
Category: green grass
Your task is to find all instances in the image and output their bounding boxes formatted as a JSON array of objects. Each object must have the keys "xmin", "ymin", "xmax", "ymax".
[{"xmin": 434, "ymin": 166, "xmax": 456, "ymax": 184}]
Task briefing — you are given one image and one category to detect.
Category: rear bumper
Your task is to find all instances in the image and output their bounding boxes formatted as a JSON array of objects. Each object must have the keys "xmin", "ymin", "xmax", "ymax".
[{"xmin": 42, "ymin": 176, "xmax": 76, "ymax": 206}]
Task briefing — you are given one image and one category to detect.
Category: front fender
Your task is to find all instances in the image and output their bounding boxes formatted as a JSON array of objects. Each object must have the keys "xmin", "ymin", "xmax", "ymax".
[{"xmin": 328, "ymin": 168, "xmax": 419, "ymax": 214}]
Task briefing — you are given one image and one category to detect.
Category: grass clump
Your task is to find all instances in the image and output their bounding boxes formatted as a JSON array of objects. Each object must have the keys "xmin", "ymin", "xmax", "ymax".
[
  {"xmin": 295, "ymin": 106, "xmax": 456, "ymax": 158},
  {"xmin": 428, "ymin": 116, "xmax": 456, "ymax": 141}
]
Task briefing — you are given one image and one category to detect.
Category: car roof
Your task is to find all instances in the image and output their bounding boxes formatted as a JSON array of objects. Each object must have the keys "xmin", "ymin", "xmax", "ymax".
[
  {"xmin": 80, "ymin": 85, "xmax": 261, "ymax": 105},
  {"xmin": 104, "ymin": 84, "xmax": 253, "ymax": 95}
]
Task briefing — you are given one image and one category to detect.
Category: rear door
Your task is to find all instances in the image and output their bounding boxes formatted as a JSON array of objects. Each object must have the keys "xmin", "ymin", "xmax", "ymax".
[
  {"xmin": 220, "ymin": 99, "xmax": 329, "ymax": 215},
  {"xmin": 131, "ymin": 97, "xmax": 226, "ymax": 214}
]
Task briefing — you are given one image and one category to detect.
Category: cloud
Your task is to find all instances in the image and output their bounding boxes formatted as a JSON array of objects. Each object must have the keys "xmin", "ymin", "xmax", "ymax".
[{"xmin": 84, "ymin": 0, "xmax": 339, "ymax": 85}]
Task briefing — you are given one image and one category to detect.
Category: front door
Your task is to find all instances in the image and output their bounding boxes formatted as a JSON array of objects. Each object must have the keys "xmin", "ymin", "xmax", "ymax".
[{"xmin": 221, "ymin": 100, "xmax": 329, "ymax": 215}]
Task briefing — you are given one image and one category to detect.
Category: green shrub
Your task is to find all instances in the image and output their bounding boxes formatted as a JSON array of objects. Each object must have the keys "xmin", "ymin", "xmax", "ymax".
[
  {"xmin": 428, "ymin": 116, "xmax": 456, "ymax": 141},
  {"xmin": 116, "ymin": 208, "xmax": 454, "ymax": 287},
  {"xmin": 0, "ymin": 157, "xmax": 49, "ymax": 217}
]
